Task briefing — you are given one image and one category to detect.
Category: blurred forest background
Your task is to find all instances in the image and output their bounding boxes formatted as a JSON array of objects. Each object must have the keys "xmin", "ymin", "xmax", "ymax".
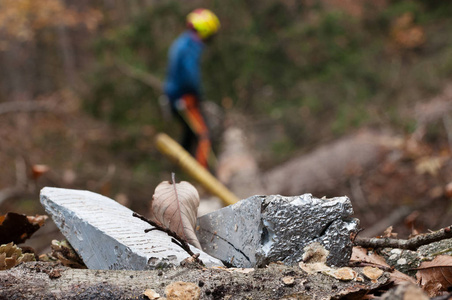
[{"xmin": 1, "ymin": 0, "xmax": 452, "ymax": 251}]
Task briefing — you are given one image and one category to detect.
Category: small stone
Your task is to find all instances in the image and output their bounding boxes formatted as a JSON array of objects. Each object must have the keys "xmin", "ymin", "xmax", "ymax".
[
  {"xmin": 397, "ymin": 258, "xmax": 407, "ymax": 265},
  {"xmin": 144, "ymin": 289, "xmax": 160, "ymax": 300},
  {"xmin": 389, "ymin": 254, "xmax": 398, "ymax": 260},
  {"xmin": 362, "ymin": 266, "xmax": 384, "ymax": 282},
  {"xmin": 165, "ymin": 281, "xmax": 200, "ymax": 300},
  {"xmin": 391, "ymin": 249, "xmax": 402, "ymax": 255},
  {"xmin": 282, "ymin": 276, "xmax": 295, "ymax": 286},
  {"xmin": 329, "ymin": 267, "xmax": 357, "ymax": 281}
]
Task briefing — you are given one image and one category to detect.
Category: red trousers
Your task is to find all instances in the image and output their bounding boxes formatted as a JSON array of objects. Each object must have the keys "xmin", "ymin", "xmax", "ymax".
[{"xmin": 177, "ymin": 95, "xmax": 212, "ymax": 169}]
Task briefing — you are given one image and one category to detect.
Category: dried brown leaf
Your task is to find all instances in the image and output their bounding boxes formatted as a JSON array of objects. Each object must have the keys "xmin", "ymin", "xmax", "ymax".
[
  {"xmin": 150, "ymin": 177, "xmax": 201, "ymax": 249},
  {"xmin": 415, "ymin": 156, "xmax": 446, "ymax": 176},
  {"xmin": 0, "ymin": 242, "xmax": 35, "ymax": 270},
  {"xmin": 351, "ymin": 247, "xmax": 390, "ymax": 267},
  {"xmin": 382, "ymin": 226, "xmax": 398, "ymax": 238},
  {"xmin": 422, "ymin": 281, "xmax": 443, "ymax": 298},
  {"xmin": 380, "ymin": 282, "xmax": 429, "ymax": 300},
  {"xmin": 416, "ymin": 255, "xmax": 452, "ymax": 291},
  {"xmin": 48, "ymin": 240, "xmax": 86, "ymax": 269},
  {"xmin": 0, "ymin": 212, "xmax": 48, "ymax": 244},
  {"xmin": 351, "ymin": 247, "xmax": 416, "ymax": 284}
]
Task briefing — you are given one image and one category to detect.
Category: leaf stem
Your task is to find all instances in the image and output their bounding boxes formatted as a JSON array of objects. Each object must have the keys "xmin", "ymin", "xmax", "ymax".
[{"xmin": 171, "ymin": 172, "xmax": 176, "ymax": 185}]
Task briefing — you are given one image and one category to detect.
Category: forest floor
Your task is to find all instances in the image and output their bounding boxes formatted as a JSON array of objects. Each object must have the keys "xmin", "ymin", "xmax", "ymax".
[{"xmin": 0, "ymin": 84, "xmax": 452, "ymax": 255}]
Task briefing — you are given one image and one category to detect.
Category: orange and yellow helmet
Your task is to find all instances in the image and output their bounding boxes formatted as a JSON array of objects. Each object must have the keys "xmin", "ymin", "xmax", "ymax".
[{"xmin": 186, "ymin": 8, "xmax": 220, "ymax": 40}]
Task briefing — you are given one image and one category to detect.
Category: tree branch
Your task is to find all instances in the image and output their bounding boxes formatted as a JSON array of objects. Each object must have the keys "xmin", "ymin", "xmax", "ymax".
[
  {"xmin": 114, "ymin": 59, "xmax": 163, "ymax": 93},
  {"xmin": 0, "ymin": 101, "xmax": 53, "ymax": 115},
  {"xmin": 0, "ymin": 156, "xmax": 31, "ymax": 206},
  {"xmin": 355, "ymin": 225, "xmax": 452, "ymax": 250},
  {"xmin": 0, "ymin": 261, "xmax": 388, "ymax": 299}
]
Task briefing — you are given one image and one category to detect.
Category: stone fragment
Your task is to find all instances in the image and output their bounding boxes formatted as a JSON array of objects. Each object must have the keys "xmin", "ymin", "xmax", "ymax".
[
  {"xmin": 282, "ymin": 276, "xmax": 295, "ymax": 286},
  {"xmin": 40, "ymin": 187, "xmax": 223, "ymax": 270},
  {"xmin": 328, "ymin": 267, "xmax": 357, "ymax": 281},
  {"xmin": 143, "ymin": 289, "xmax": 160, "ymax": 300},
  {"xmin": 196, "ymin": 194, "xmax": 359, "ymax": 267},
  {"xmin": 362, "ymin": 266, "xmax": 384, "ymax": 282}
]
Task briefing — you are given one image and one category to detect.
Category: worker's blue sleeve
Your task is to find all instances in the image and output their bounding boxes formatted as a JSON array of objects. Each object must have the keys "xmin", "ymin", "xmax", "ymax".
[{"xmin": 164, "ymin": 31, "xmax": 205, "ymax": 105}]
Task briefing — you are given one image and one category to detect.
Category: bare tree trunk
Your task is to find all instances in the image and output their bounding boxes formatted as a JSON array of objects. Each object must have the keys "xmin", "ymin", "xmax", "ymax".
[
  {"xmin": 56, "ymin": 23, "xmax": 77, "ymax": 89},
  {"xmin": 2, "ymin": 40, "xmax": 35, "ymax": 152},
  {"xmin": 216, "ymin": 125, "xmax": 264, "ymax": 200},
  {"xmin": 262, "ymin": 130, "xmax": 398, "ymax": 196}
]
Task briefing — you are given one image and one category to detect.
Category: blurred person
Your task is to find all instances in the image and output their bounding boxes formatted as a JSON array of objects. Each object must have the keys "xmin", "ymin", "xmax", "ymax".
[{"xmin": 164, "ymin": 8, "xmax": 220, "ymax": 169}]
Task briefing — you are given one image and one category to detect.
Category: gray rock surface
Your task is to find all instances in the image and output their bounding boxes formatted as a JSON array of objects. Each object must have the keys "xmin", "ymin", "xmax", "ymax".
[
  {"xmin": 196, "ymin": 194, "xmax": 359, "ymax": 267},
  {"xmin": 40, "ymin": 187, "xmax": 223, "ymax": 270}
]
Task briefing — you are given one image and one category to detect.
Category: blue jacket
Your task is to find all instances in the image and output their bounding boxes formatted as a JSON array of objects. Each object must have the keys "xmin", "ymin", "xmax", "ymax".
[{"xmin": 164, "ymin": 31, "xmax": 205, "ymax": 105}]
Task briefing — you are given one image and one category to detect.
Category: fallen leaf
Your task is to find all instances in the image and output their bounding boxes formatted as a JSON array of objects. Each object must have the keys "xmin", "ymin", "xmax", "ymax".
[
  {"xmin": 351, "ymin": 247, "xmax": 389, "ymax": 267},
  {"xmin": 150, "ymin": 175, "xmax": 201, "ymax": 248},
  {"xmin": 382, "ymin": 226, "xmax": 397, "ymax": 238},
  {"xmin": 380, "ymin": 282, "xmax": 429, "ymax": 300},
  {"xmin": 415, "ymin": 156, "xmax": 446, "ymax": 176},
  {"xmin": 416, "ymin": 255, "xmax": 452, "ymax": 291},
  {"xmin": 0, "ymin": 212, "xmax": 48, "ymax": 244},
  {"xmin": 45, "ymin": 240, "xmax": 86, "ymax": 269},
  {"xmin": 0, "ymin": 242, "xmax": 35, "ymax": 270},
  {"xmin": 351, "ymin": 247, "xmax": 416, "ymax": 284},
  {"xmin": 422, "ymin": 281, "xmax": 443, "ymax": 298}
]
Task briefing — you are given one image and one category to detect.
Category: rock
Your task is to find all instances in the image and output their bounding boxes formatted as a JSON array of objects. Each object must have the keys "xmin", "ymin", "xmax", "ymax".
[
  {"xmin": 196, "ymin": 194, "xmax": 359, "ymax": 267},
  {"xmin": 281, "ymin": 276, "xmax": 295, "ymax": 286},
  {"xmin": 40, "ymin": 187, "xmax": 223, "ymax": 270},
  {"xmin": 143, "ymin": 289, "xmax": 161, "ymax": 300},
  {"xmin": 216, "ymin": 126, "xmax": 264, "ymax": 199},
  {"xmin": 362, "ymin": 266, "xmax": 384, "ymax": 282}
]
